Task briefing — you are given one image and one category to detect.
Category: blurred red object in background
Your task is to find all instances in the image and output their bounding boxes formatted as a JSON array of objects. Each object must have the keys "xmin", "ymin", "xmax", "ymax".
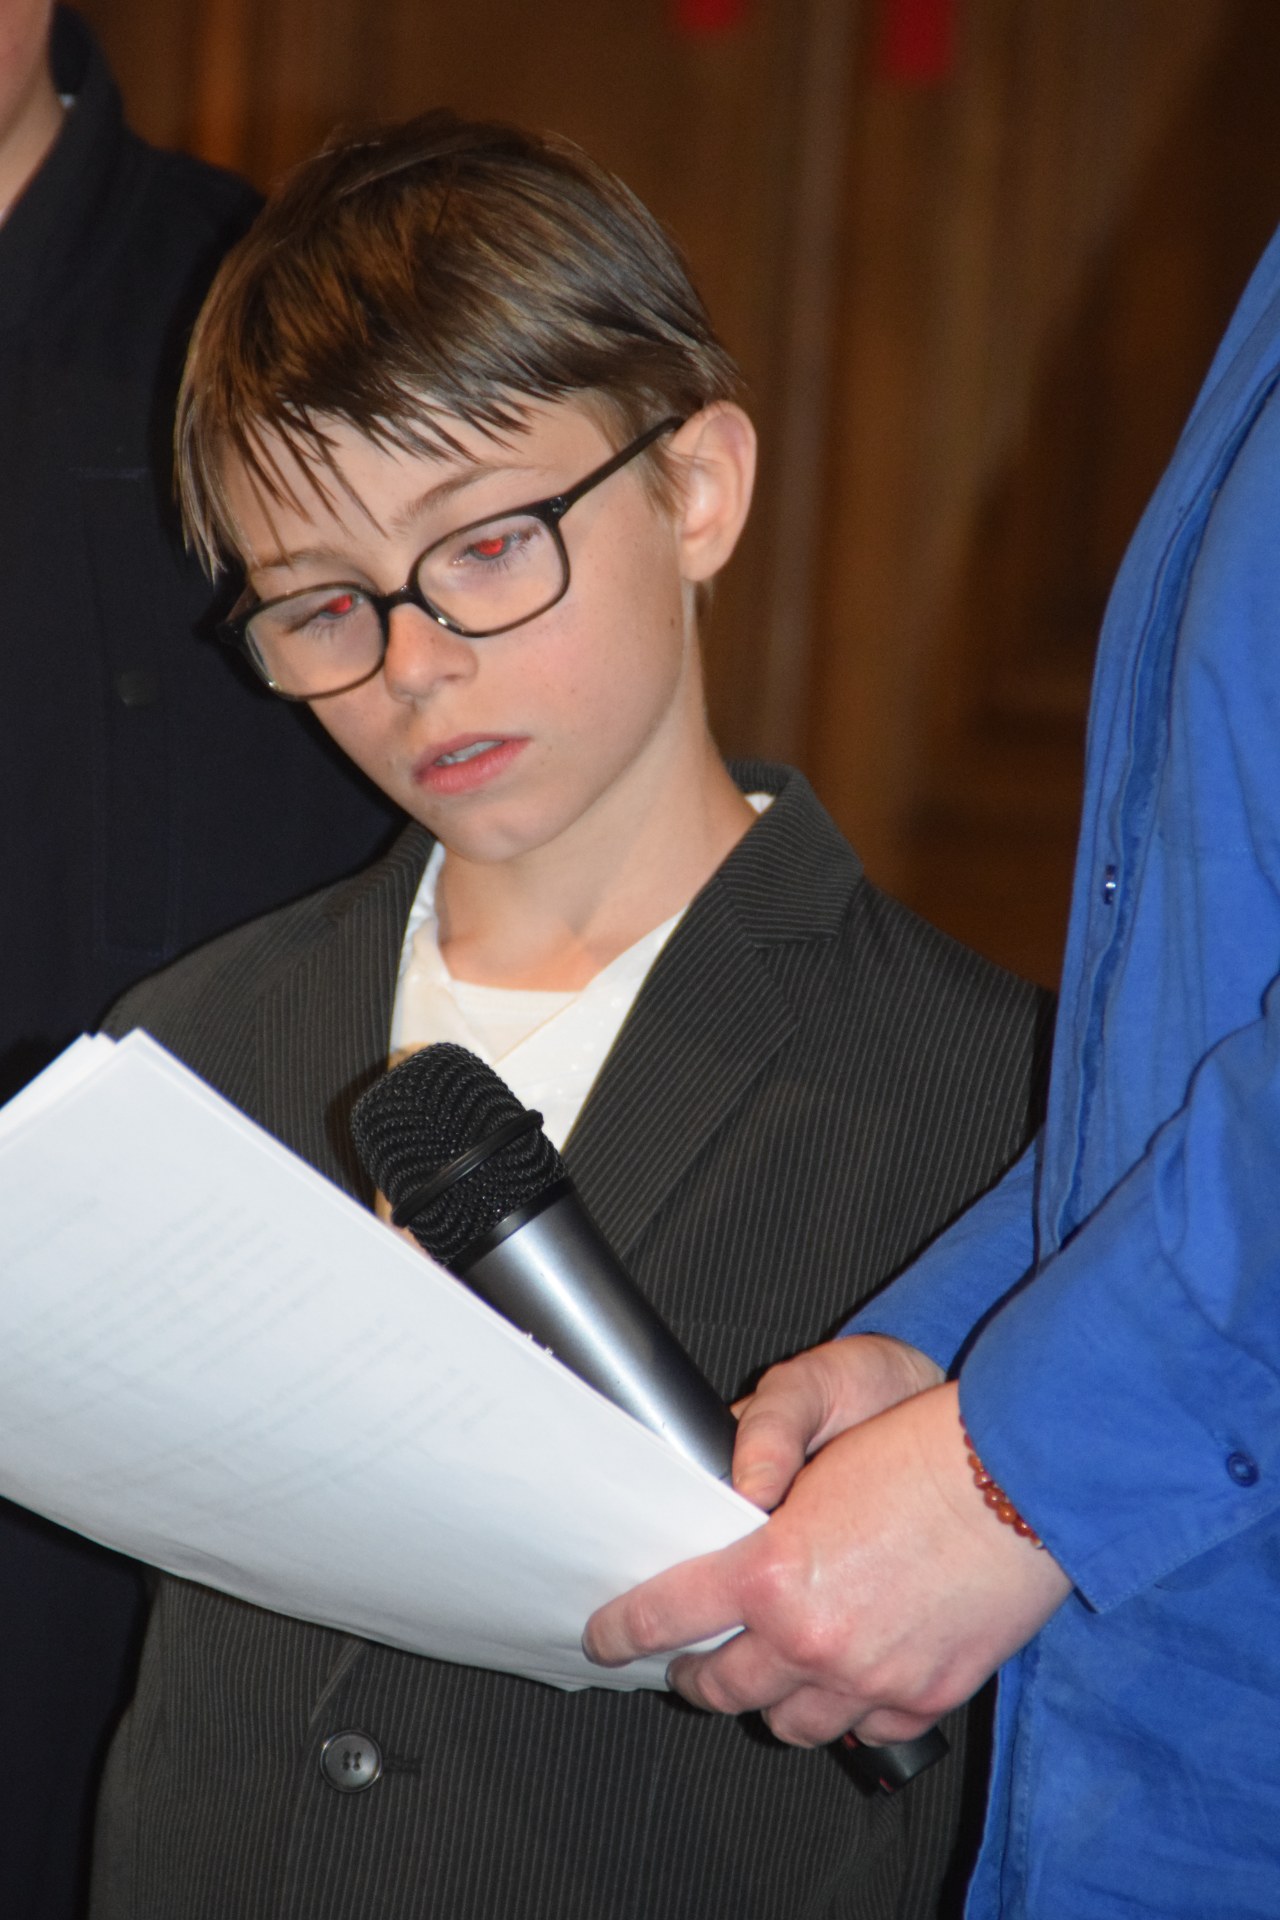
[
  {"xmin": 876, "ymin": 0, "xmax": 956, "ymax": 85},
  {"xmin": 671, "ymin": 0, "xmax": 748, "ymax": 37}
]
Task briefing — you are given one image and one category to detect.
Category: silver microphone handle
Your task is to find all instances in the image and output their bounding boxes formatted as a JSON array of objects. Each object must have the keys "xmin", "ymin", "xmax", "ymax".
[{"xmin": 460, "ymin": 1190, "xmax": 737, "ymax": 1481}]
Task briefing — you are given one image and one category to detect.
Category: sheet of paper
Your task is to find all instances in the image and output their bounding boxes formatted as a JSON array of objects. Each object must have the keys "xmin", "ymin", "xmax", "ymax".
[{"xmin": 0, "ymin": 1032, "xmax": 762, "ymax": 1690}]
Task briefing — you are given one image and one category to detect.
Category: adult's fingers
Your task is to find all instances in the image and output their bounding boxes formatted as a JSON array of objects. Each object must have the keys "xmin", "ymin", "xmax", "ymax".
[
  {"xmin": 663, "ymin": 1625, "xmax": 802, "ymax": 1720},
  {"xmin": 731, "ymin": 1337, "xmax": 945, "ymax": 1511},
  {"xmin": 765, "ymin": 1687, "xmax": 939, "ymax": 1751},
  {"xmin": 582, "ymin": 1536, "xmax": 752, "ymax": 1668},
  {"xmin": 730, "ymin": 1353, "xmax": 833, "ymax": 1509},
  {"xmin": 665, "ymin": 1644, "xmax": 938, "ymax": 1753}
]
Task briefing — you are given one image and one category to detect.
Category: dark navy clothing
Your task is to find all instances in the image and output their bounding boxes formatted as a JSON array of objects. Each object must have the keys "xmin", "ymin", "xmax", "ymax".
[
  {"xmin": 853, "ymin": 223, "xmax": 1280, "ymax": 1916},
  {"xmin": 1, "ymin": 10, "xmax": 396, "ymax": 1104},
  {"xmin": 0, "ymin": 13, "xmax": 396, "ymax": 1914}
]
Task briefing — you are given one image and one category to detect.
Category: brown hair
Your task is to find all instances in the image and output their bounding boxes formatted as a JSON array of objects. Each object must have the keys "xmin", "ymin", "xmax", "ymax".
[{"xmin": 176, "ymin": 110, "xmax": 741, "ymax": 571}]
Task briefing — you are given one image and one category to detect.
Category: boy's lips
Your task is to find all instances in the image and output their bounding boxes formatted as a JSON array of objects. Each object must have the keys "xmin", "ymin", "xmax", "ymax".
[{"xmin": 412, "ymin": 734, "xmax": 528, "ymax": 796}]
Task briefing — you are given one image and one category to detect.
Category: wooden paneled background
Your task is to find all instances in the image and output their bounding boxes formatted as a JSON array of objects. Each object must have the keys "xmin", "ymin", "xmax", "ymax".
[{"xmin": 79, "ymin": 0, "xmax": 1280, "ymax": 984}]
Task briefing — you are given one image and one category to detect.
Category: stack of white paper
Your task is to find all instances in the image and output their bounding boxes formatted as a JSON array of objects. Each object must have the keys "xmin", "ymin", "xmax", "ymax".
[{"xmin": 0, "ymin": 1032, "xmax": 760, "ymax": 1690}]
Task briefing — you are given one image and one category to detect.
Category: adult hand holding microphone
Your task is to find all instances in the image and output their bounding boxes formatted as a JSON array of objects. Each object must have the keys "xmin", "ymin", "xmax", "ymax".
[
  {"xmin": 585, "ymin": 1339, "xmax": 1072, "ymax": 1776},
  {"xmin": 350, "ymin": 1043, "xmax": 953, "ymax": 1791}
]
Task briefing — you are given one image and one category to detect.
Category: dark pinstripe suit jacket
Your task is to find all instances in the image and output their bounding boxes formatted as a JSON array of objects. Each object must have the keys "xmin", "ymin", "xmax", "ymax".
[{"xmin": 92, "ymin": 763, "xmax": 1050, "ymax": 1920}]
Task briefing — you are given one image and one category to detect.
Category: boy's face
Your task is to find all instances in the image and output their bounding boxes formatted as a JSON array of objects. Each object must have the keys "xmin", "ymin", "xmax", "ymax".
[
  {"xmin": 0, "ymin": 0, "xmax": 57, "ymax": 196},
  {"xmin": 223, "ymin": 399, "xmax": 708, "ymax": 870},
  {"xmin": 0, "ymin": 1, "xmax": 53, "ymax": 132}
]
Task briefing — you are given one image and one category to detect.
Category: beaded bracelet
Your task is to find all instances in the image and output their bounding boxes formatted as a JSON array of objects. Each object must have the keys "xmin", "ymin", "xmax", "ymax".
[{"xmin": 961, "ymin": 1418, "xmax": 1045, "ymax": 1549}]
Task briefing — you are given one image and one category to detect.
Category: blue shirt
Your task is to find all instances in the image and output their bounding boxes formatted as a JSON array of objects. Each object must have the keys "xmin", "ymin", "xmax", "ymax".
[{"xmin": 851, "ymin": 224, "xmax": 1280, "ymax": 1917}]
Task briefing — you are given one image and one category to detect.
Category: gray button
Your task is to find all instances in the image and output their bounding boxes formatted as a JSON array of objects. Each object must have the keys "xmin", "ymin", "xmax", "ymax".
[
  {"xmin": 114, "ymin": 668, "xmax": 162, "ymax": 708},
  {"xmin": 320, "ymin": 1729, "xmax": 383, "ymax": 1792}
]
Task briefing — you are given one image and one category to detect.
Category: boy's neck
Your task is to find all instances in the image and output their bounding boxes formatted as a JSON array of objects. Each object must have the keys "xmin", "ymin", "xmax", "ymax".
[{"xmin": 434, "ymin": 739, "xmax": 756, "ymax": 992}]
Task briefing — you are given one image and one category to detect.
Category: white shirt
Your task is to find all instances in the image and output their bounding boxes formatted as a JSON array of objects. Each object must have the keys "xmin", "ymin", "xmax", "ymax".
[{"xmin": 390, "ymin": 795, "xmax": 772, "ymax": 1148}]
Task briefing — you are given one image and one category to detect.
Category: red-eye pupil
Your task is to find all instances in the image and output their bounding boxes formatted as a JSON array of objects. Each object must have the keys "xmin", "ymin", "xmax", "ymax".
[
  {"xmin": 327, "ymin": 592, "xmax": 356, "ymax": 614},
  {"xmin": 471, "ymin": 537, "xmax": 507, "ymax": 557}
]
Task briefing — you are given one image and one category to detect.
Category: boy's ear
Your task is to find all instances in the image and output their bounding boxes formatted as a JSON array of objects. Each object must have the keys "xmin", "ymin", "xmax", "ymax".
[{"xmin": 671, "ymin": 404, "xmax": 757, "ymax": 583}]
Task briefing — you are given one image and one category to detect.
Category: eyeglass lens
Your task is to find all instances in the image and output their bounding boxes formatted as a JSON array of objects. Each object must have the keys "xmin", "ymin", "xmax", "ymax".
[{"xmin": 246, "ymin": 509, "xmax": 568, "ymax": 697}]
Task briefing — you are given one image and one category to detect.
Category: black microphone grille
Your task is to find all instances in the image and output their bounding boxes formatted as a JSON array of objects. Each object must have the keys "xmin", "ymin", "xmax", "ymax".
[{"xmin": 349, "ymin": 1043, "xmax": 565, "ymax": 1265}]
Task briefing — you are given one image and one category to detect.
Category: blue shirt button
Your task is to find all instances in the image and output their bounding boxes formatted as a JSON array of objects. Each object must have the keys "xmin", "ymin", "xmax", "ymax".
[
  {"xmin": 1226, "ymin": 1451, "xmax": 1259, "ymax": 1487},
  {"xmin": 1101, "ymin": 865, "xmax": 1118, "ymax": 905}
]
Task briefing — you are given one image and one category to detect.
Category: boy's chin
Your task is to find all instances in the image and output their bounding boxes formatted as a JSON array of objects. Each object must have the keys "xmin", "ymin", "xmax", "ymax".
[
  {"xmin": 407, "ymin": 758, "xmax": 650, "ymax": 870},
  {"xmin": 412, "ymin": 805, "xmax": 562, "ymax": 868}
]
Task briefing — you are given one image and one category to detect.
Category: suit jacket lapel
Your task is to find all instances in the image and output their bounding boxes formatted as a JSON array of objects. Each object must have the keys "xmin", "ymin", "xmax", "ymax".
[
  {"xmin": 253, "ymin": 824, "xmax": 432, "ymax": 1200},
  {"xmin": 566, "ymin": 765, "xmax": 861, "ymax": 1260},
  {"xmin": 565, "ymin": 885, "xmax": 795, "ymax": 1258},
  {"xmin": 244, "ymin": 768, "xmax": 859, "ymax": 1253}
]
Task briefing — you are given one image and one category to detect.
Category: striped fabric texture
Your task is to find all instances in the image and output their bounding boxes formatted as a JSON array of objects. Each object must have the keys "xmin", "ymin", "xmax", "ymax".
[{"xmin": 92, "ymin": 763, "xmax": 1051, "ymax": 1920}]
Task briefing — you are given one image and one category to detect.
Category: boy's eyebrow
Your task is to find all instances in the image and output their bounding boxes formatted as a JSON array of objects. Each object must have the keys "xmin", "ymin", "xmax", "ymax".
[
  {"xmin": 248, "ymin": 544, "xmax": 362, "ymax": 575},
  {"xmin": 389, "ymin": 456, "xmax": 558, "ymax": 537},
  {"xmin": 247, "ymin": 455, "xmax": 559, "ymax": 573}
]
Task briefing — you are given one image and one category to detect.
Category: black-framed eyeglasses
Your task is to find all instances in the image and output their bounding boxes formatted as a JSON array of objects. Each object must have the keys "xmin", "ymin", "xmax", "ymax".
[{"xmin": 219, "ymin": 415, "xmax": 683, "ymax": 700}]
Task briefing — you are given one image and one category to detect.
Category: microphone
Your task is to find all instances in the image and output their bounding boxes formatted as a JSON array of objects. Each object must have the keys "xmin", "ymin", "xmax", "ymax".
[
  {"xmin": 348, "ymin": 1042, "xmax": 947, "ymax": 1792},
  {"xmin": 348, "ymin": 1042, "xmax": 738, "ymax": 1480}
]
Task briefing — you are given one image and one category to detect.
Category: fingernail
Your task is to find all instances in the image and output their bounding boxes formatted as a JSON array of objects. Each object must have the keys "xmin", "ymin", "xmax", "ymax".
[{"xmin": 733, "ymin": 1468, "xmax": 773, "ymax": 1505}]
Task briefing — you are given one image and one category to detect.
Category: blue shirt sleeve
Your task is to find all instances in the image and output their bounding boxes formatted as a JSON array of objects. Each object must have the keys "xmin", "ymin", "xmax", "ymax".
[
  {"xmin": 959, "ymin": 974, "xmax": 1280, "ymax": 1610},
  {"xmin": 842, "ymin": 1134, "xmax": 1040, "ymax": 1368}
]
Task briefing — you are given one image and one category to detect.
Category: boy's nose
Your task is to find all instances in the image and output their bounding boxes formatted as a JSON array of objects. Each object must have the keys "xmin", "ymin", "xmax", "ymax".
[{"xmin": 381, "ymin": 603, "xmax": 477, "ymax": 700}]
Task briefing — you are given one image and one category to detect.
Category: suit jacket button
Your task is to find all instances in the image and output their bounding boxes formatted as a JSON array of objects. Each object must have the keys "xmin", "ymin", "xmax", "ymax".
[{"xmin": 319, "ymin": 1730, "xmax": 384, "ymax": 1792}]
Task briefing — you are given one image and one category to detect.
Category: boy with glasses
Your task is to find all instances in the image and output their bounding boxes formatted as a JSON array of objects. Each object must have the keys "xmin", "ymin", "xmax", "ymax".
[{"xmin": 96, "ymin": 110, "xmax": 1049, "ymax": 1920}]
